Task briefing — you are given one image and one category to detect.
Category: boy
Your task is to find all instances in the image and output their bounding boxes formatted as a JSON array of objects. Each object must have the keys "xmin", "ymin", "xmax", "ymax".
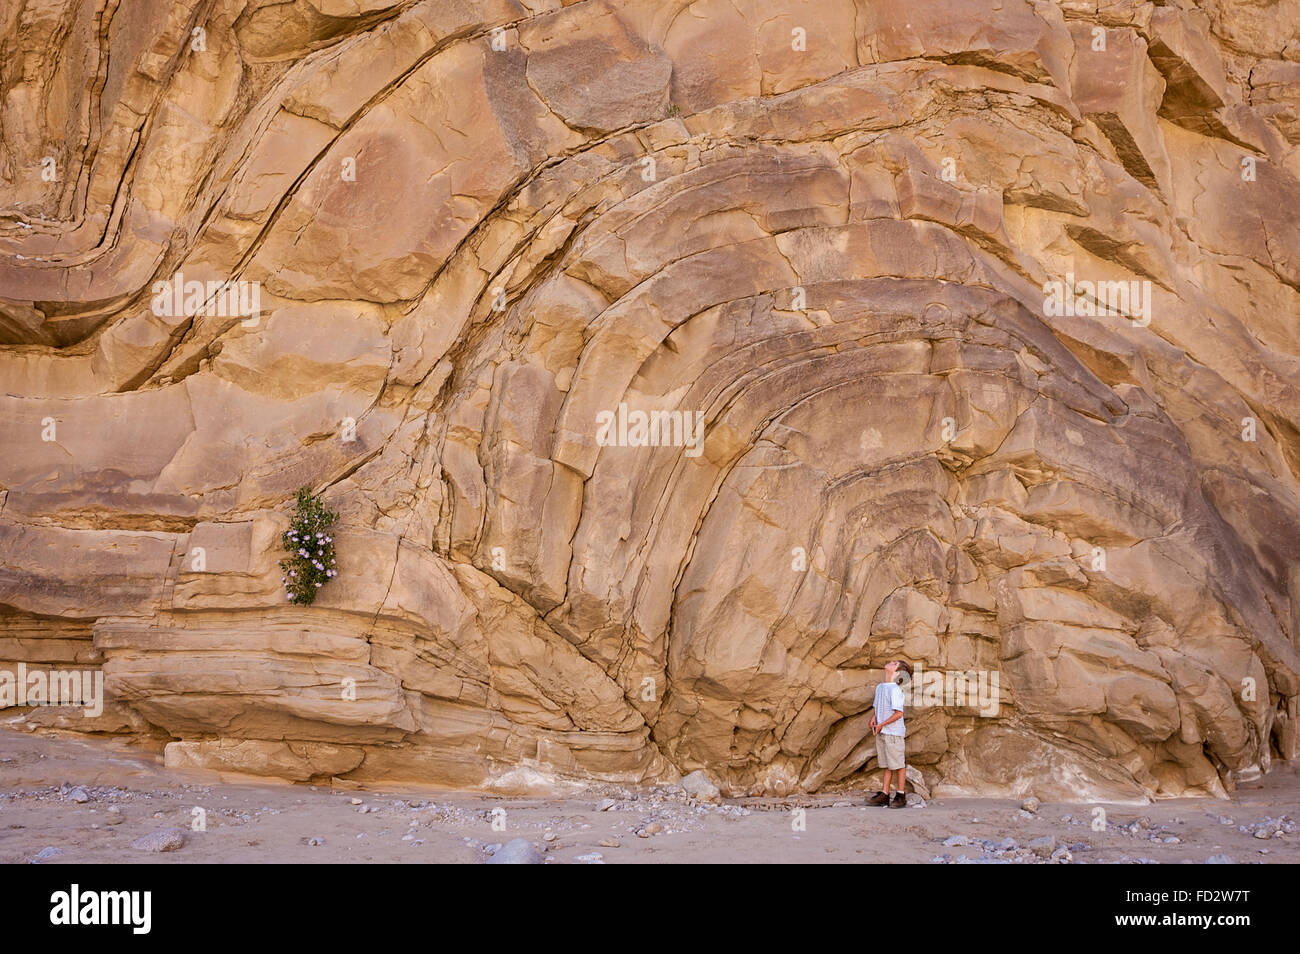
[{"xmin": 867, "ymin": 659, "xmax": 913, "ymax": 808}]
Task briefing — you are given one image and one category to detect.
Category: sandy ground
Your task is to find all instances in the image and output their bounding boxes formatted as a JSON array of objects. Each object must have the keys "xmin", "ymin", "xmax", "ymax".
[{"xmin": 1, "ymin": 728, "xmax": 1297, "ymax": 864}]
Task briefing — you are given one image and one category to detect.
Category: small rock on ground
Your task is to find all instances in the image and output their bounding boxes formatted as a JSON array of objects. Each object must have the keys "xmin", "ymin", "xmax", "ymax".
[
  {"xmin": 1028, "ymin": 835, "xmax": 1056, "ymax": 857},
  {"xmin": 679, "ymin": 770, "xmax": 721, "ymax": 804},
  {"xmin": 131, "ymin": 829, "xmax": 187, "ymax": 852},
  {"xmin": 487, "ymin": 838, "xmax": 545, "ymax": 864}
]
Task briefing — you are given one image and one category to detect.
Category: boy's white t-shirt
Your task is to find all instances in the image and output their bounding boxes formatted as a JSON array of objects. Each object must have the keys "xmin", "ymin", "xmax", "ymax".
[{"xmin": 874, "ymin": 680, "xmax": 905, "ymax": 736}]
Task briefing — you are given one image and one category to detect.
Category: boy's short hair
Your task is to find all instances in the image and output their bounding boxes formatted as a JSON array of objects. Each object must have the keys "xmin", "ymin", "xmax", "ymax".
[{"xmin": 895, "ymin": 660, "xmax": 914, "ymax": 678}]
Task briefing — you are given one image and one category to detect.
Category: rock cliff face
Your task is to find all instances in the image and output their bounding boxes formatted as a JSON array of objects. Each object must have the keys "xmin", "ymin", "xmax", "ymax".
[{"xmin": 3, "ymin": 0, "xmax": 1300, "ymax": 800}]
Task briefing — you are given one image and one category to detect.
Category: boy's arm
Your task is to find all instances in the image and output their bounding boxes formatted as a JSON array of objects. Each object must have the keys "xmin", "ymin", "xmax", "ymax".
[{"xmin": 881, "ymin": 684, "xmax": 905, "ymax": 728}]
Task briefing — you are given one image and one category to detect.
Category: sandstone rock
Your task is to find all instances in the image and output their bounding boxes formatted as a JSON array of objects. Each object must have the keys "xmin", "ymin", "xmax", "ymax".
[
  {"xmin": 164, "ymin": 740, "xmax": 364, "ymax": 782},
  {"xmin": 0, "ymin": 0, "xmax": 1297, "ymax": 803},
  {"xmin": 679, "ymin": 771, "xmax": 722, "ymax": 804}
]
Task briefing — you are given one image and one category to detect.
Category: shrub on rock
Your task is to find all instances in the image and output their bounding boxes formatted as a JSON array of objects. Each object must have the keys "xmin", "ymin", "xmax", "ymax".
[{"xmin": 279, "ymin": 488, "xmax": 339, "ymax": 606}]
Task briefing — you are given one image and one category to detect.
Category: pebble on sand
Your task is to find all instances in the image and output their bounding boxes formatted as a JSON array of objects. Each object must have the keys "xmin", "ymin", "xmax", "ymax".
[
  {"xmin": 487, "ymin": 838, "xmax": 545, "ymax": 864},
  {"xmin": 131, "ymin": 829, "xmax": 187, "ymax": 852}
]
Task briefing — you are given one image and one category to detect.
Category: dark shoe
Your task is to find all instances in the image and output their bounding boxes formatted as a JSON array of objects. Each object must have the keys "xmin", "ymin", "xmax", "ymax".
[
  {"xmin": 867, "ymin": 791, "xmax": 889, "ymax": 807},
  {"xmin": 889, "ymin": 792, "xmax": 906, "ymax": 809}
]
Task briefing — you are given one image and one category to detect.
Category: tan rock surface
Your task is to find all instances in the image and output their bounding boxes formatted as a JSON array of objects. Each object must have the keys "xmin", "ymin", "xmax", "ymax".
[{"xmin": 2, "ymin": 0, "xmax": 1299, "ymax": 799}]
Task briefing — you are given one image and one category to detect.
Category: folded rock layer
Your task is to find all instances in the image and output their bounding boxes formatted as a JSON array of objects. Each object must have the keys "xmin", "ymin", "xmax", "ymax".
[{"xmin": 2, "ymin": 0, "xmax": 1299, "ymax": 799}]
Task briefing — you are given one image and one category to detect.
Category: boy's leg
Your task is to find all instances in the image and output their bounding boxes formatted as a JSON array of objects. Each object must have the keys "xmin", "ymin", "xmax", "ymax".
[
  {"xmin": 869, "ymin": 733, "xmax": 894, "ymax": 805},
  {"xmin": 888, "ymin": 740, "xmax": 908, "ymax": 806}
]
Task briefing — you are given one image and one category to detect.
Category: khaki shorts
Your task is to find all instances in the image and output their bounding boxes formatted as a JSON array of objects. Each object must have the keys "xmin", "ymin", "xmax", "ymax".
[{"xmin": 876, "ymin": 733, "xmax": 906, "ymax": 770}]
